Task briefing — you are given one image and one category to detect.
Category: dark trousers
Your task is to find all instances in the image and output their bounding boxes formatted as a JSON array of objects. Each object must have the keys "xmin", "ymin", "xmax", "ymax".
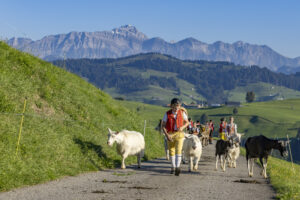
[{"xmin": 209, "ymin": 130, "xmax": 213, "ymax": 143}]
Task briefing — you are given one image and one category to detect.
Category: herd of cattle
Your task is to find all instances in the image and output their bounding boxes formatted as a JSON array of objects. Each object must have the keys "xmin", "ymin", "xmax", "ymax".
[{"xmin": 106, "ymin": 127, "xmax": 289, "ymax": 179}]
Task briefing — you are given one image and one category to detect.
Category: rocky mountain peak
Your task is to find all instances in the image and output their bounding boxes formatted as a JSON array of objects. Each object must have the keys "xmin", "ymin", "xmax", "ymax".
[
  {"xmin": 111, "ymin": 25, "xmax": 147, "ymax": 40},
  {"xmin": 113, "ymin": 25, "xmax": 137, "ymax": 33},
  {"xmin": 233, "ymin": 41, "xmax": 245, "ymax": 46},
  {"xmin": 6, "ymin": 25, "xmax": 300, "ymax": 72},
  {"xmin": 7, "ymin": 37, "xmax": 33, "ymax": 47}
]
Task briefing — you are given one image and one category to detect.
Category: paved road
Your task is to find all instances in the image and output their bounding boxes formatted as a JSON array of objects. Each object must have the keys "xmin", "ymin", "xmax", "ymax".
[{"xmin": 0, "ymin": 141, "xmax": 276, "ymax": 200}]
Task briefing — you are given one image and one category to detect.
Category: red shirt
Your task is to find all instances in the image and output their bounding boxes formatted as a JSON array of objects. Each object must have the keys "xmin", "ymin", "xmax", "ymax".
[{"xmin": 219, "ymin": 123, "xmax": 226, "ymax": 133}]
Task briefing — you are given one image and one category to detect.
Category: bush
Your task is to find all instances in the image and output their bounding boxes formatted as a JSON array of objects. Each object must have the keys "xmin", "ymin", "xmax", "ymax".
[
  {"xmin": 250, "ymin": 115, "xmax": 259, "ymax": 123},
  {"xmin": 233, "ymin": 107, "xmax": 238, "ymax": 115}
]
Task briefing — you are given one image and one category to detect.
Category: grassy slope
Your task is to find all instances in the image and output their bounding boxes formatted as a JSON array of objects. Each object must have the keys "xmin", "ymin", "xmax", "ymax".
[
  {"xmin": 0, "ymin": 42, "xmax": 164, "ymax": 191},
  {"xmin": 103, "ymin": 68, "xmax": 205, "ymax": 105},
  {"xmin": 104, "ymin": 67, "xmax": 300, "ymax": 105},
  {"xmin": 107, "ymin": 71, "xmax": 300, "ymax": 105},
  {"xmin": 140, "ymin": 69, "xmax": 205, "ymax": 101},
  {"xmin": 268, "ymin": 157, "xmax": 300, "ymax": 199},
  {"xmin": 225, "ymin": 82, "xmax": 300, "ymax": 102}
]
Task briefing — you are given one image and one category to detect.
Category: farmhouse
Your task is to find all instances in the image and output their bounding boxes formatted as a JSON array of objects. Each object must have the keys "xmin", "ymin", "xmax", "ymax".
[{"xmin": 182, "ymin": 102, "xmax": 202, "ymax": 109}]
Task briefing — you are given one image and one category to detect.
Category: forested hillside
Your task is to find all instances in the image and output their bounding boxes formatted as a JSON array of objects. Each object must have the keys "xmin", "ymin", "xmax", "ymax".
[{"xmin": 53, "ymin": 53, "xmax": 300, "ymax": 104}]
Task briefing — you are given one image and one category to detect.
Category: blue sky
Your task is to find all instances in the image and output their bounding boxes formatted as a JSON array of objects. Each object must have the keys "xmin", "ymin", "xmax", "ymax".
[{"xmin": 0, "ymin": 0, "xmax": 299, "ymax": 58}]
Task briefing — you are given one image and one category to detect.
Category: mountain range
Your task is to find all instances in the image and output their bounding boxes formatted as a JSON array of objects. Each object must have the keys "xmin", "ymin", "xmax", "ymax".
[{"xmin": 6, "ymin": 25, "xmax": 300, "ymax": 73}]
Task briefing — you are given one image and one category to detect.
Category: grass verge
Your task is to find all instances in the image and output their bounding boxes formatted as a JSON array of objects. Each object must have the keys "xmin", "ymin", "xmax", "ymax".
[{"xmin": 240, "ymin": 148, "xmax": 300, "ymax": 199}]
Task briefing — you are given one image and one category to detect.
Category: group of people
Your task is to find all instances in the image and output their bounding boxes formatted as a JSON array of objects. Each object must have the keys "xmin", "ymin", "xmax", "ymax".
[
  {"xmin": 218, "ymin": 116, "xmax": 238, "ymax": 141},
  {"xmin": 186, "ymin": 118, "xmax": 214, "ymax": 144},
  {"xmin": 161, "ymin": 98, "xmax": 238, "ymax": 176}
]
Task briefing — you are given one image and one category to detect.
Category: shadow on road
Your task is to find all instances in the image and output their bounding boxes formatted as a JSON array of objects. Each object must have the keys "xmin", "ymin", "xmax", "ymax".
[{"xmin": 73, "ymin": 138, "xmax": 121, "ymax": 169}]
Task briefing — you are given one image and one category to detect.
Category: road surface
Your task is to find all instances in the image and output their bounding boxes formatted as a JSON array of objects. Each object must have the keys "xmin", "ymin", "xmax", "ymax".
[{"xmin": 0, "ymin": 141, "xmax": 276, "ymax": 200}]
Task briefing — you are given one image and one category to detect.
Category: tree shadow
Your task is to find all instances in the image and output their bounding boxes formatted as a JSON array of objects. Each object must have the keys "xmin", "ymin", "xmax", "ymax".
[
  {"xmin": 250, "ymin": 115, "xmax": 259, "ymax": 124},
  {"xmin": 73, "ymin": 138, "xmax": 121, "ymax": 169}
]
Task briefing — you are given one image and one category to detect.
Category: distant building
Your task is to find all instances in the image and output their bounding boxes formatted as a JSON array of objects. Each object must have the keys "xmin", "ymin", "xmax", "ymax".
[
  {"xmin": 209, "ymin": 103, "xmax": 222, "ymax": 107},
  {"xmin": 164, "ymin": 102, "xmax": 207, "ymax": 109},
  {"xmin": 225, "ymin": 101, "xmax": 241, "ymax": 107},
  {"xmin": 181, "ymin": 102, "xmax": 203, "ymax": 109}
]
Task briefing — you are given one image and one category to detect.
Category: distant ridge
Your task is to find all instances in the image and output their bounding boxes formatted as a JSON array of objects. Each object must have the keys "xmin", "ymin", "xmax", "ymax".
[
  {"xmin": 6, "ymin": 25, "xmax": 300, "ymax": 72},
  {"xmin": 52, "ymin": 53, "xmax": 300, "ymax": 104}
]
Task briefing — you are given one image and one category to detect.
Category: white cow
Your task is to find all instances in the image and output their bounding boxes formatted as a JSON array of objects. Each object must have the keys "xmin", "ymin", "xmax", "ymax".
[
  {"xmin": 107, "ymin": 128, "xmax": 145, "ymax": 169},
  {"xmin": 182, "ymin": 134, "xmax": 202, "ymax": 172}
]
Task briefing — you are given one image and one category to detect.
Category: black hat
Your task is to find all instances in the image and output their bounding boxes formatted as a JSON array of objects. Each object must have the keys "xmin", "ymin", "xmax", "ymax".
[{"xmin": 170, "ymin": 98, "xmax": 181, "ymax": 105}]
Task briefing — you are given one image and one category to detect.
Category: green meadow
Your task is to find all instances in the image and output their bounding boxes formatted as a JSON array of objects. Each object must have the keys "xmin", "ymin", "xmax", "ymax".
[
  {"xmin": 240, "ymin": 148, "xmax": 300, "ymax": 200},
  {"xmin": 225, "ymin": 82, "xmax": 300, "ymax": 102},
  {"xmin": 120, "ymin": 98, "xmax": 300, "ymax": 138}
]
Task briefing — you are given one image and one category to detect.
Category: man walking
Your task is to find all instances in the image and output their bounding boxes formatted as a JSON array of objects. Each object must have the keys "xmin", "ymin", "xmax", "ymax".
[
  {"xmin": 227, "ymin": 116, "xmax": 237, "ymax": 139},
  {"xmin": 162, "ymin": 98, "xmax": 189, "ymax": 176}
]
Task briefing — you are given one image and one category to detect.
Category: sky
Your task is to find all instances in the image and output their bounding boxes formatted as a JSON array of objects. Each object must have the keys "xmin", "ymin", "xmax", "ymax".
[{"xmin": 0, "ymin": 0, "xmax": 299, "ymax": 58}]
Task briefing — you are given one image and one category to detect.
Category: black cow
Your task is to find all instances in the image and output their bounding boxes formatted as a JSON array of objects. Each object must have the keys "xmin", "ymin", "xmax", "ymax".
[
  {"xmin": 215, "ymin": 139, "xmax": 232, "ymax": 172},
  {"xmin": 245, "ymin": 135, "xmax": 288, "ymax": 178}
]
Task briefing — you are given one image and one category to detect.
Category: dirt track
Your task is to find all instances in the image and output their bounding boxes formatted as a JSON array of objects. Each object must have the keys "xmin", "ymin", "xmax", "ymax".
[{"xmin": 0, "ymin": 141, "xmax": 276, "ymax": 200}]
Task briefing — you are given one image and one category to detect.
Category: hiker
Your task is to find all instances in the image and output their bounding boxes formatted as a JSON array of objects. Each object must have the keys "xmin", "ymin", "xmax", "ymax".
[
  {"xmin": 218, "ymin": 118, "xmax": 227, "ymax": 140},
  {"xmin": 227, "ymin": 116, "xmax": 237, "ymax": 139},
  {"xmin": 209, "ymin": 120, "xmax": 214, "ymax": 144},
  {"xmin": 162, "ymin": 98, "xmax": 189, "ymax": 176},
  {"xmin": 191, "ymin": 122, "xmax": 200, "ymax": 136}
]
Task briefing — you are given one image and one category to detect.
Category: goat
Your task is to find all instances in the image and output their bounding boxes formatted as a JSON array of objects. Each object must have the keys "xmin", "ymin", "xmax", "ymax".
[
  {"xmin": 182, "ymin": 134, "xmax": 202, "ymax": 172},
  {"xmin": 215, "ymin": 139, "xmax": 232, "ymax": 172},
  {"xmin": 107, "ymin": 128, "xmax": 145, "ymax": 169},
  {"xmin": 245, "ymin": 135, "xmax": 288, "ymax": 178},
  {"xmin": 199, "ymin": 125, "xmax": 210, "ymax": 146}
]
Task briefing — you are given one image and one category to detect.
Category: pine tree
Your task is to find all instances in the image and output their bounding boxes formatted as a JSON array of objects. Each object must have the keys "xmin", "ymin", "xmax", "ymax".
[{"xmin": 246, "ymin": 91, "xmax": 255, "ymax": 102}]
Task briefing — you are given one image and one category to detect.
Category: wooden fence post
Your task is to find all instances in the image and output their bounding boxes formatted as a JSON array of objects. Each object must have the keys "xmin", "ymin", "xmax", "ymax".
[
  {"xmin": 16, "ymin": 98, "xmax": 27, "ymax": 156},
  {"xmin": 143, "ymin": 120, "xmax": 146, "ymax": 137}
]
